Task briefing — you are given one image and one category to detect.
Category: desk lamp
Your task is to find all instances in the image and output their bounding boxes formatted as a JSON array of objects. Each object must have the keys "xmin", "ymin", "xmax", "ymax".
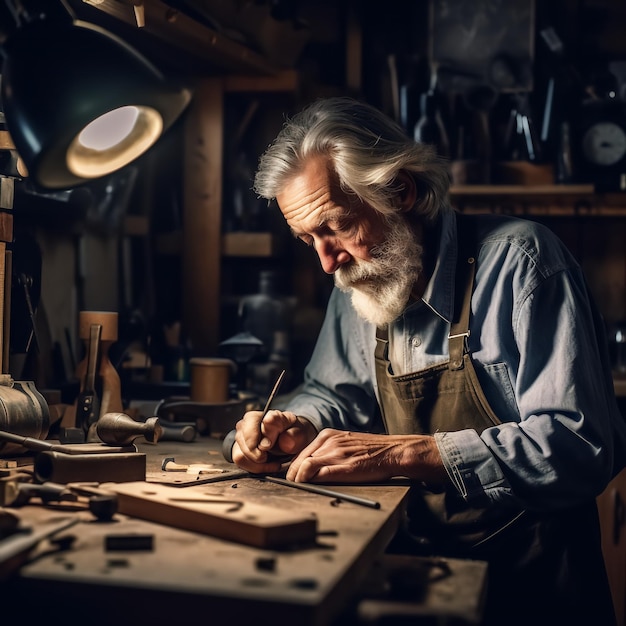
[
  {"xmin": 0, "ymin": 0, "xmax": 192, "ymax": 453},
  {"xmin": 0, "ymin": 0, "xmax": 192, "ymax": 190}
]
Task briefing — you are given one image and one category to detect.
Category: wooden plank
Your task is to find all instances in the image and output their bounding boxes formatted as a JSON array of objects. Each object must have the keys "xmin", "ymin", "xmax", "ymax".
[
  {"xmin": 451, "ymin": 184, "xmax": 595, "ymax": 196},
  {"xmin": 104, "ymin": 480, "xmax": 318, "ymax": 548}
]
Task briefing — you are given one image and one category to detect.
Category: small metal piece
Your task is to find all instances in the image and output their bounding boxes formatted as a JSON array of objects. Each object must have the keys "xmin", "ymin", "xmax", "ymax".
[
  {"xmin": 161, "ymin": 457, "xmax": 224, "ymax": 474},
  {"xmin": 88, "ymin": 494, "xmax": 118, "ymax": 521},
  {"xmin": 255, "ymin": 556, "xmax": 276, "ymax": 572},
  {"xmin": 105, "ymin": 533, "xmax": 154, "ymax": 552},
  {"xmin": 48, "ymin": 534, "xmax": 77, "ymax": 551},
  {"xmin": 162, "ymin": 456, "xmax": 184, "ymax": 472},
  {"xmin": 59, "ymin": 427, "xmax": 85, "ymax": 444}
]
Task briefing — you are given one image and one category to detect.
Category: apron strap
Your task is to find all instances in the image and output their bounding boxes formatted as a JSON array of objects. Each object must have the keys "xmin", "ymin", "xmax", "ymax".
[
  {"xmin": 449, "ymin": 213, "xmax": 476, "ymax": 371},
  {"xmin": 376, "ymin": 213, "xmax": 477, "ymax": 370},
  {"xmin": 375, "ymin": 325, "xmax": 389, "ymax": 361}
]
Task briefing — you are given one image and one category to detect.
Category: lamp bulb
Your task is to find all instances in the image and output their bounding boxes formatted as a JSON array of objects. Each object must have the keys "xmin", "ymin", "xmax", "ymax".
[{"xmin": 66, "ymin": 105, "xmax": 163, "ymax": 178}]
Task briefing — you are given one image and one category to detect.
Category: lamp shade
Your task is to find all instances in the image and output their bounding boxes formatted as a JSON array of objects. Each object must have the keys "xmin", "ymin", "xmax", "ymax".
[{"xmin": 1, "ymin": 18, "xmax": 192, "ymax": 190}]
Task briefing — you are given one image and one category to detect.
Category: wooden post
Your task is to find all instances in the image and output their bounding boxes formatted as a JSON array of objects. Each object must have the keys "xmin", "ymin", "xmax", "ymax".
[{"xmin": 183, "ymin": 78, "xmax": 224, "ymax": 355}]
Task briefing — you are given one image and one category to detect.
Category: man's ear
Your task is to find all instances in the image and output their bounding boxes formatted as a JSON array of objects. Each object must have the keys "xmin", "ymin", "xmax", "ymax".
[{"xmin": 396, "ymin": 171, "xmax": 417, "ymax": 212}]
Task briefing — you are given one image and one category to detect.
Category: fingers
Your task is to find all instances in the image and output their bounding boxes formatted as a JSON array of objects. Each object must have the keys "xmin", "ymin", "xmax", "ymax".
[
  {"xmin": 230, "ymin": 441, "xmax": 286, "ymax": 475},
  {"xmin": 286, "ymin": 429, "xmax": 336, "ymax": 482},
  {"xmin": 232, "ymin": 410, "xmax": 315, "ymax": 472}
]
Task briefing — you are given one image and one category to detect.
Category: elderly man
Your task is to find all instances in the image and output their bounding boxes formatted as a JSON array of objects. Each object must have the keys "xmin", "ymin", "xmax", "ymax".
[{"xmin": 230, "ymin": 97, "xmax": 626, "ymax": 624}]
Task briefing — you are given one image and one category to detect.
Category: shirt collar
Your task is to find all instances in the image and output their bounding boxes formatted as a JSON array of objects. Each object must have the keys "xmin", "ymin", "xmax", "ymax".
[{"xmin": 420, "ymin": 208, "xmax": 457, "ymax": 323}]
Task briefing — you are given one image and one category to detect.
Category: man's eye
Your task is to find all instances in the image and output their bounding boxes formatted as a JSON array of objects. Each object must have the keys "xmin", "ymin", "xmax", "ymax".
[{"xmin": 331, "ymin": 219, "xmax": 356, "ymax": 236}]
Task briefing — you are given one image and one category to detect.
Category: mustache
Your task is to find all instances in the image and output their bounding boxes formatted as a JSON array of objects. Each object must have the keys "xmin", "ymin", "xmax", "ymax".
[
  {"xmin": 335, "ymin": 231, "xmax": 413, "ymax": 289},
  {"xmin": 336, "ymin": 261, "xmax": 380, "ymax": 285}
]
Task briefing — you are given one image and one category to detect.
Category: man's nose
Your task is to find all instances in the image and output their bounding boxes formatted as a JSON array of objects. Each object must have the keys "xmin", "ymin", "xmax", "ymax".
[{"xmin": 316, "ymin": 239, "xmax": 350, "ymax": 274}]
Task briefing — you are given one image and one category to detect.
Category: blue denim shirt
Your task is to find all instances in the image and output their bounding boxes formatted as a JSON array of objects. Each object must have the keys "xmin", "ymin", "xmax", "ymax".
[{"xmin": 284, "ymin": 209, "xmax": 626, "ymax": 511}]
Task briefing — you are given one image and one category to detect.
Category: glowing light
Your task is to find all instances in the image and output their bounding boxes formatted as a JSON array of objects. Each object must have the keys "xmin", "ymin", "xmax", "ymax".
[
  {"xmin": 79, "ymin": 106, "xmax": 141, "ymax": 151},
  {"xmin": 67, "ymin": 105, "xmax": 163, "ymax": 178}
]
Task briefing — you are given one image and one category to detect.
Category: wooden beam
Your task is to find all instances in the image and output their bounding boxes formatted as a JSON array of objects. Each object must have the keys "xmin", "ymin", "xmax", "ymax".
[
  {"xmin": 73, "ymin": 0, "xmax": 277, "ymax": 76},
  {"xmin": 183, "ymin": 79, "xmax": 224, "ymax": 355}
]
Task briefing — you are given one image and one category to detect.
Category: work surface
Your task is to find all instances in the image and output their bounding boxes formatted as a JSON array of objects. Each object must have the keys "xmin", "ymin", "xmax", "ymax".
[{"xmin": 1, "ymin": 437, "xmax": 487, "ymax": 625}]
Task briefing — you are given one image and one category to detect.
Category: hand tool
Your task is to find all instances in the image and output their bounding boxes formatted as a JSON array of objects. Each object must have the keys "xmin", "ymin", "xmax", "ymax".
[
  {"xmin": 96, "ymin": 412, "xmax": 162, "ymax": 446},
  {"xmin": 222, "ymin": 369, "xmax": 286, "ymax": 463},
  {"xmin": 160, "ymin": 422, "xmax": 196, "ymax": 442},
  {"xmin": 0, "ymin": 516, "xmax": 79, "ymax": 582},
  {"xmin": 5, "ymin": 480, "xmax": 118, "ymax": 521},
  {"xmin": 76, "ymin": 323, "xmax": 102, "ymax": 437}
]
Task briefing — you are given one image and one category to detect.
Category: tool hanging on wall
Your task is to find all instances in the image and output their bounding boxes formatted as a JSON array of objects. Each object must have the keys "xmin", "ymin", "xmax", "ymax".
[{"xmin": 76, "ymin": 322, "xmax": 101, "ymax": 439}]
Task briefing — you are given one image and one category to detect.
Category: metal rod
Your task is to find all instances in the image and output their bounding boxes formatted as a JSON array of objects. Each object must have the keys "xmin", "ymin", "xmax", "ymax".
[
  {"xmin": 260, "ymin": 475, "xmax": 381, "ymax": 510},
  {"xmin": 0, "ymin": 430, "xmax": 135, "ymax": 455}
]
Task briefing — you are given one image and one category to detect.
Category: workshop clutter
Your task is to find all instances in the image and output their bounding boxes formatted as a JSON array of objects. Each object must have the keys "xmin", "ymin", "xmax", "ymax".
[
  {"xmin": 237, "ymin": 269, "xmax": 295, "ymax": 396},
  {"xmin": 62, "ymin": 310, "xmax": 124, "ymax": 443},
  {"xmin": 0, "ymin": 378, "xmax": 49, "ymax": 456},
  {"xmin": 189, "ymin": 357, "xmax": 236, "ymax": 404}
]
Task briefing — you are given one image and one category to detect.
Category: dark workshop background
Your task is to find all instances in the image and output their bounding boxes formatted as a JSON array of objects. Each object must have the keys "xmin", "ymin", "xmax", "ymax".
[{"xmin": 3, "ymin": 0, "xmax": 626, "ymax": 399}]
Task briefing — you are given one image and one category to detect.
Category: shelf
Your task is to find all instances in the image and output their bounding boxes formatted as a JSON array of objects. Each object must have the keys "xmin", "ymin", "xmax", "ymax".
[
  {"xmin": 222, "ymin": 232, "xmax": 284, "ymax": 257},
  {"xmin": 450, "ymin": 185, "xmax": 626, "ymax": 216},
  {"xmin": 154, "ymin": 231, "xmax": 283, "ymax": 257},
  {"xmin": 451, "ymin": 184, "xmax": 596, "ymax": 197},
  {"xmin": 70, "ymin": 0, "xmax": 279, "ymax": 76}
]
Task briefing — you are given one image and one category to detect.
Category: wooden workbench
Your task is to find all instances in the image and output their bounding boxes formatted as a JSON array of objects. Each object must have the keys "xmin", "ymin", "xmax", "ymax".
[
  {"xmin": 1, "ymin": 437, "xmax": 487, "ymax": 625},
  {"xmin": 1, "ymin": 437, "xmax": 410, "ymax": 625}
]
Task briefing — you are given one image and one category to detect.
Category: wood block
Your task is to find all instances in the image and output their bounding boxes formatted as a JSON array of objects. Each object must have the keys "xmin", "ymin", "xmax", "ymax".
[{"xmin": 104, "ymin": 481, "xmax": 318, "ymax": 548}]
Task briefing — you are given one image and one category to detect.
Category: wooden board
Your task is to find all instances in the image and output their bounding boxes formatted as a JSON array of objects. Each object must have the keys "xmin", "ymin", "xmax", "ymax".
[{"xmin": 103, "ymin": 480, "xmax": 317, "ymax": 548}]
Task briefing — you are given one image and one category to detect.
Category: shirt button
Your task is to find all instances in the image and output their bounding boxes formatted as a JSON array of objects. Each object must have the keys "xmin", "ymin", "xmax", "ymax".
[{"xmin": 411, "ymin": 336, "xmax": 422, "ymax": 348}]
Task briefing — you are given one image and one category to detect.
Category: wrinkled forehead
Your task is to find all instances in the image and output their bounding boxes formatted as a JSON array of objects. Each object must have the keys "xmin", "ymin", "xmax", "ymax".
[{"xmin": 276, "ymin": 156, "xmax": 349, "ymax": 230}]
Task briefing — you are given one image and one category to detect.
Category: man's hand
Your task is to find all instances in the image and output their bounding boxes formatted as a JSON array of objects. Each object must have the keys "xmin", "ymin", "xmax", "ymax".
[
  {"xmin": 231, "ymin": 409, "xmax": 318, "ymax": 474},
  {"xmin": 286, "ymin": 428, "xmax": 448, "ymax": 485}
]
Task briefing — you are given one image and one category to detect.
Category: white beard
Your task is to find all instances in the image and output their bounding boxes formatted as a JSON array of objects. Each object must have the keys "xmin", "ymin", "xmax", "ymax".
[{"xmin": 334, "ymin": 217, "xmax": 423, "ymax": 327}]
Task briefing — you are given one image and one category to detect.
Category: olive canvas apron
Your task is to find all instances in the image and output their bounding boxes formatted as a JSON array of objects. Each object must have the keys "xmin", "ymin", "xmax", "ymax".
[{"xmin": 374, "ymin": 215, "xmax": 616, "ymax": 624}]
